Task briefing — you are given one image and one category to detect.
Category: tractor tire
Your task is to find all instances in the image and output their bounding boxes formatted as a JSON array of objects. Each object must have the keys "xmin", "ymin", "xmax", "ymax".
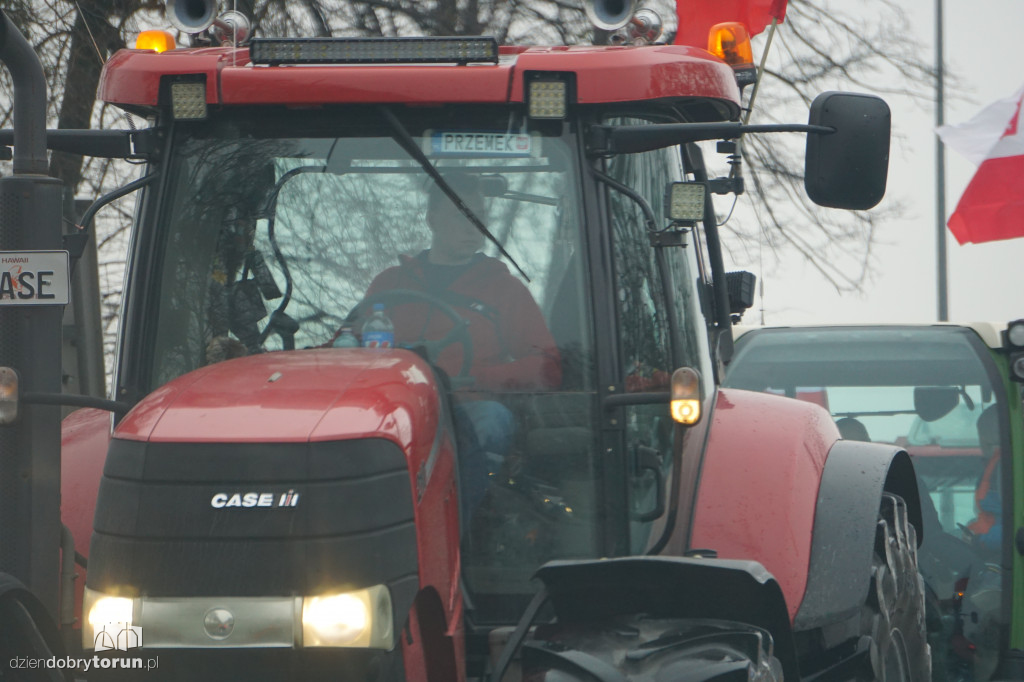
[
  {"xmin": 860, "ymin": 492, "xmax": 932, "ymax": 682},
  {"xmin": 521, "ymin": 616, "xmax": 784, "ymax": 682}
]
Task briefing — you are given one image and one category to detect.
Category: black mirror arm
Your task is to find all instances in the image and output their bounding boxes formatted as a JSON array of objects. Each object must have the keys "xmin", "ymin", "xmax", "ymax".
[
  {"xmin": 0, "ymin": 128, "xmax": 158, "ymax": 159},
  {"xmin": 78, "ymin": 172, "xmax": 159, "ymax": 235},
  {"xmin": 65, "ymin": 172, "xmax": 160, "ymax": 272},
  {"xmin": 21, "ymin": 392, "xmax": 133, "ymax": 416},
  {"xmin": 603, "ymin": 392, "xmax": 670, "ymax": 409},
  {"xmin": 587, "ymin": 122, "xmax": 834, "ymax": 155}
]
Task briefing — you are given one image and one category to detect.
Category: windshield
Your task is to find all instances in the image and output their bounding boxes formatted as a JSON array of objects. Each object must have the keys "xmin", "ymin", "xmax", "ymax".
[
  {"xmin": 724, "ymin": 326, "xmax": 1010, "ymax": 681},
  {"xmin": 144, "ymin": 106, "xmax": 603, "ymax": 622},
  {"xmin": 724, "ymin": 326, "xmax": 1002, "ymax": 530},
  {"xmin": 148, "ymin": 109, "xmax": 586, "ymax": 381}
]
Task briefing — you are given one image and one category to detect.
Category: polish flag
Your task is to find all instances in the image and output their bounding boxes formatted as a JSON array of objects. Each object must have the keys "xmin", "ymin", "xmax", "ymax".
[
  {"xmin": 674, "ymin": 0, "xmax": 787, "ymax": 49},
  {"xmin": 937, "ymin": 85, "xmax": 1024, "ymax": 245}
]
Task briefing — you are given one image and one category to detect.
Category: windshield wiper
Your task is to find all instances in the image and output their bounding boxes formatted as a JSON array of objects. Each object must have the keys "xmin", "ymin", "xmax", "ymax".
[{"xmin": 377, "ymin": 105, "xmax": 530, "ymax": 282}]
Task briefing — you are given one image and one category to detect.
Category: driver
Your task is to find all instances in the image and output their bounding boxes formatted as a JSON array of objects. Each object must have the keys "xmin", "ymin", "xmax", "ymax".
[
  {"xmin": 345, "ymin": 172, "xmax": 561, "ymax": 515},
  {"xmin": 360, "ymin": 172, "xmax": 561, "ymax": 391},
  {"xmin": 967, "ymin": 405, "xmax": 1002, "ymax": 552}
]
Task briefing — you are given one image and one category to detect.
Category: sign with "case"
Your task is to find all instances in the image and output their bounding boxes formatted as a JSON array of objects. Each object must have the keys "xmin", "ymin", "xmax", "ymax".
[{"xmin": 0, "ymin": 251, "xmax": 70, "ymax": 305}]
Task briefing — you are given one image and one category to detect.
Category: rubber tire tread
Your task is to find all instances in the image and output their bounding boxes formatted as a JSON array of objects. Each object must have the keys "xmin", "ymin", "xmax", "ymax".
[{"xmin": 860, "ymin": 492, "xmax": 932, "ymax": 682}]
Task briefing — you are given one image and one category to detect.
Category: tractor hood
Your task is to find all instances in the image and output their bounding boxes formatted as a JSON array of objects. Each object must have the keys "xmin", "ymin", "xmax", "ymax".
[{"xmin": 114, "ymin": 348, "xmax": 443, "ymax": 454}]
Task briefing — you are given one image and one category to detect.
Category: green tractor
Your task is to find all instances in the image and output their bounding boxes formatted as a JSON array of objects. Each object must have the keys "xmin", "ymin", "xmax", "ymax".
[{"xmin": 725, "ymin": 321, "xmax": 1024, "ymax": 681}]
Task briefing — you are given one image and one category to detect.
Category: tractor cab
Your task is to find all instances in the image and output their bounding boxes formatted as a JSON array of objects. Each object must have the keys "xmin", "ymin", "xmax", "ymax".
[{"xmin": 89, "ymin": 93, "xmax": 723, "ymax": 673}]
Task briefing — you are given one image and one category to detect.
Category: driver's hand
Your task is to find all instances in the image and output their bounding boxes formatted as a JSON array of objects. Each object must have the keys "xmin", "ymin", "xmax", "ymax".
[{"xmin": 206, "ymin": 335, "xmax": 248, "ymax": 365}]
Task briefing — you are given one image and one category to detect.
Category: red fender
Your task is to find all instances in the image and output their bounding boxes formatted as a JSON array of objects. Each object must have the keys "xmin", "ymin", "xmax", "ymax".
[
  {"xmin": 60, "ymin": 407, "xmax": 113, "ymax": 630},
  {"xmin": 690, "ymin": 388, "xmax": 839, "ymax": 622}
]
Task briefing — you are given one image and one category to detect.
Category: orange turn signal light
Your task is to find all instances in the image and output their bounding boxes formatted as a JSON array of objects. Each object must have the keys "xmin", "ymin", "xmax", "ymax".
[
  {"xmin": 135, "ymin": 30, "xmax": 177, "ymax": 53},
  {"xmin": 707, "ymin": 22, "xmax": 753, "ymax": 67},
  {"xmin": 670, "ymin": 367, "xmax": 703, "ymax": 425},
  {"xmin": 0, "ymin": 367, "xmax": 19, "ymax": 425}
]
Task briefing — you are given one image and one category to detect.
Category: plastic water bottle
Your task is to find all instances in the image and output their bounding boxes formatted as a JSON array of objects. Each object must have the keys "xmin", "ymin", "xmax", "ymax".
[
  {"xmin": 332, "ymin": 325, "xmax": 360, "ymax": 348},
  {"xmin": 361, "ymin": 304, "xmax": 394, "ymax": 349}
]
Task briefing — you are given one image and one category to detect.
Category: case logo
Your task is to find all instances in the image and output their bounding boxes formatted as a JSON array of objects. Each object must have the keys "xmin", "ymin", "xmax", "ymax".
[{"xmin": 210, "ymin": 490, "xmax": 300, "ymax": 508}]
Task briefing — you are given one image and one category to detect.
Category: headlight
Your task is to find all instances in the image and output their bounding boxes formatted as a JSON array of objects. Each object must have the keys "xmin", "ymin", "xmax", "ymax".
[
  {"xmin": 1006, "ymin": 319, "xmax": 1024, "ymax": 348},
  {"xmin": 83, "ymin": 587, "xmax": 137, "ymax": 650},
  {"xmin": 302, "ymin": 585, "xmax": 393, "ymax": 649}
]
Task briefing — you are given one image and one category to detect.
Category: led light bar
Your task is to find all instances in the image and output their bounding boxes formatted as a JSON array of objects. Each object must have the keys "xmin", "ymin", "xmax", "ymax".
[{"xmin": 250, "ymin": 37, "xmax": 499, "ymax": 65}]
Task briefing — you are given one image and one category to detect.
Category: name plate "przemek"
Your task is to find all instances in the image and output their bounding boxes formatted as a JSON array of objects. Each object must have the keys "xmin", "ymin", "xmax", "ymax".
[{"xmin": 0, "ymin": 251, "xmax": 70, "ymax": 306}]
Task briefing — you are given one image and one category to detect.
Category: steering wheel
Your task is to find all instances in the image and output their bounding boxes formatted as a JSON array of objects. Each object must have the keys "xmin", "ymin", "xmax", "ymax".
[{"xmin": 353, "ymin": 289, "xmax": 475, "ymax": 379}]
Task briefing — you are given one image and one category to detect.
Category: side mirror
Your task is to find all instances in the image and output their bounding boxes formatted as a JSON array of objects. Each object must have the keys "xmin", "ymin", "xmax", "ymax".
[
  {"xmin": 804, "ymin": 92, "xmax": 890, "ymax": 210},
  {"xmin": 914, "ymin": 386, "xmax": 959, "ymax": 423}
]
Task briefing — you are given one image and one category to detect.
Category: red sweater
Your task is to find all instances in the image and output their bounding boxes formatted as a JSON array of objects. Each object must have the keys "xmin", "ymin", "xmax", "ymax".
[{"xmin": 366, "ymin": 254, "xmax": 562, "ymax": 391}]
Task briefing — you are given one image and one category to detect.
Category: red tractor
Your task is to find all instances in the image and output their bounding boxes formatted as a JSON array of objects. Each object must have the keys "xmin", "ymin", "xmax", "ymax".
[{"xmin": 2, "ymin": 1, "xmax": 929, "ymax": 680}]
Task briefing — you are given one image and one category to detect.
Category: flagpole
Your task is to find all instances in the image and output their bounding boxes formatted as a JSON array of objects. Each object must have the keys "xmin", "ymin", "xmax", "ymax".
[{"xmin": 935, "ymin": 0, "xmax": 948, "ymax": 321}]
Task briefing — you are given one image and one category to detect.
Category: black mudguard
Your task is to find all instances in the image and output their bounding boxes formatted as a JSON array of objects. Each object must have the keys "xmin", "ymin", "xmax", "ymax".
[
  {"xmin": 793, "ymin": 440, "xmax": 922, "ymax": 632},
  {"xmin": 0, "ymin": 572, "xmax": 70, "ymax": 681},
  {"xmin": 519, "ymin": 556, "xmax": 800, "ymax": 680}
]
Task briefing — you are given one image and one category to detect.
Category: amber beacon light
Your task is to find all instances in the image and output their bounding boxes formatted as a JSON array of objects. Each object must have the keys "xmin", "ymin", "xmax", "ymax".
[
  {"xmin": 707, "ymin": 22, "xmax": 753, "ymax": 67},
  {"xmin": 135, "ymin": 30, "xmax": 177, "ymax": 53}
]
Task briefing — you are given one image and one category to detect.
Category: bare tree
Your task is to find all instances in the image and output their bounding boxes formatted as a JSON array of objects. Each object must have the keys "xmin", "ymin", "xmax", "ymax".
[{"xmin": 726, "ymin": 0, "xmax": 939, "ymax": 293}]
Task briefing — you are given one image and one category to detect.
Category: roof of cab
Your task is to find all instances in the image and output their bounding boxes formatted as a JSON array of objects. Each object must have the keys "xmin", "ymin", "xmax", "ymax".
[
  {"xmin": 732, "ymin": 322, "xmax": 1007, "ymax": 349},
  {"xmin": 98, "ymin": 43, "xmax": 741, "ymax": 113}
]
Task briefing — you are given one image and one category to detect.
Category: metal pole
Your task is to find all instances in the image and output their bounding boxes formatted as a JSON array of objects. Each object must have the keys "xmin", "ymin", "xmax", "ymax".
[
  {"xmin": 0, "ymin": 10, "xmax": 65, "ymax": 619},
  {"xmin": 935, "ymin": 0, "xmax": 948, "ymax": 321}
]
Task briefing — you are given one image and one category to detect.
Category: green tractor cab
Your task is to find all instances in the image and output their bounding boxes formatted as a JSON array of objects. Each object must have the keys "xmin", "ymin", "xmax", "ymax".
[{"xmin": 726, "ymin": 321, "xmax": 1024, "ymax": 681}]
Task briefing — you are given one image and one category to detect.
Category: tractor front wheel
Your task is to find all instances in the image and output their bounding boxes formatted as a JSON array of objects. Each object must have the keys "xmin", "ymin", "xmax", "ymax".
[{"xmin": 860, "ymin": 492, "xmax": 932, "ymax": 682}]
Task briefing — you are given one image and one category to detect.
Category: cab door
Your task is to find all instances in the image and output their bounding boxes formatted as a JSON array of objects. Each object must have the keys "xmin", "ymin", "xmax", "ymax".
[{"xmin": 601, "ymin": 120, "xmax": 714, "ymax": 554}]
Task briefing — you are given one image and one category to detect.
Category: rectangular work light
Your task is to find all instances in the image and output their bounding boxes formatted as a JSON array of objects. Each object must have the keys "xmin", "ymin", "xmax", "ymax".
[
  {"xmin": 528, "ymin": 80, "xmax": 567, "ymax": 119},
  {"xmin": 249, "ymin": 37, "xmax": 499, "ymax": 65},
  {"xmin": 665, "ymin": 181, "xmax": 706, "ymax": 224},
  {"xmin": 170, "ymin": 81, "xmax": 208, "ymax": 120}
]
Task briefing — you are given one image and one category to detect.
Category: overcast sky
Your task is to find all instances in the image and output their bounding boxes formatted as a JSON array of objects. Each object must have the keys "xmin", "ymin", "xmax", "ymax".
[{"xmin": 725, "ymin": 0, "xmax": 1024, "ymax": 327}]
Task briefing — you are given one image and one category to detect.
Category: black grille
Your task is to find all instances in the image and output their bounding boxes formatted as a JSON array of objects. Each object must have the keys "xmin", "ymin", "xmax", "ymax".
[{"xmin": 88, "ymin": 438, "xmax": 417, "ymax": 597}]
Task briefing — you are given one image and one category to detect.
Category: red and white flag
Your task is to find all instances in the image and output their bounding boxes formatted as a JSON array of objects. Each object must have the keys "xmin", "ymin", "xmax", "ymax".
[
  {"xmin": 674, "ymin": 0, "xmax": 787, "ymax": 49},
  {"xmin": 937, "ymin": 84, "xmax": 1024, "ymax": 245}
]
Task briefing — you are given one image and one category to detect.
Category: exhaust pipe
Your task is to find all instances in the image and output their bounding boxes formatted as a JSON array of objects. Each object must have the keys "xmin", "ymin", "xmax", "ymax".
[
  {"xmin": 585, "ymin": 0, "xmax": 637, "ymax": 31},
  {"xmin": 166, "ymin": 0, "xmax": 251, "ymax": 46},
  {"xmin": 0, "ymin": 10, "xmax": 48, "ymax": 175},
  {"xmin": 585, "ymin": 0, "xmax": 662, "ymax": 45},
  {"xmin": 167, "ymin": 0, "xmax": 217, "ymax": 34}
]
